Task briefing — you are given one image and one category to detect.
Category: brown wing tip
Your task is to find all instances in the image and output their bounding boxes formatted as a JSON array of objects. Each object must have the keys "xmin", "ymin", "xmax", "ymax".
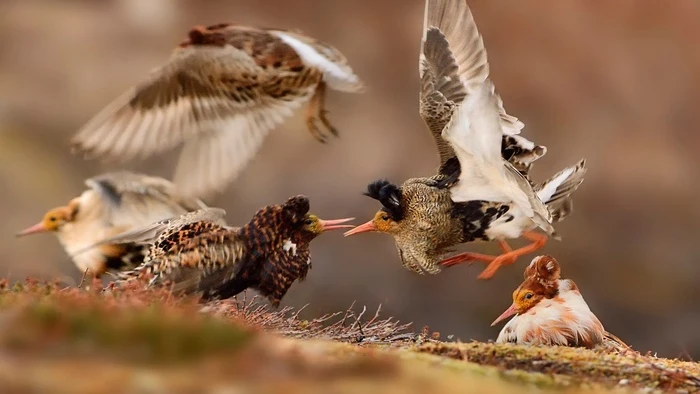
[
  {"xmin": 70, "ymin": 140, "xmax": 98, "ymax": 160},
  {"xmin": 181, "ymin": 24, "xmax": 230, "ymax": 47}
]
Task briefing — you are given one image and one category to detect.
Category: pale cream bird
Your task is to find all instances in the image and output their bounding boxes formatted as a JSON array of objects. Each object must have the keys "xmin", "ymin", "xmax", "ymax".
[
  {"xmin": 491, "ymin": 255, "xmax": 606, "ymax": 348},
  {"xmin": 16, "ymin": 171, "xmax": 207, "ymax": 277},
  {"xmin": 71, "ymin": 24, "xmax": 364, "ymax": 198}
]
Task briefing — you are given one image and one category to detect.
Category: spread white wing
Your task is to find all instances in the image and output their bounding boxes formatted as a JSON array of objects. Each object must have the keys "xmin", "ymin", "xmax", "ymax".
[{"xmin": 422, "ymin": 0, "xmax": 553, "ymax": 232}]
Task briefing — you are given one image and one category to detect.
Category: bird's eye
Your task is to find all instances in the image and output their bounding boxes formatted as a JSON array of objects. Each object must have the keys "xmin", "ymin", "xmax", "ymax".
[
  {"xmin": 49, "ymin": 217, "xmax": 56, "ymax": 222},
  {"xmin": 381, "ymin": 215, "xmax": 390, "ymax": 221},
  {"xmin": 524, "ymin": 293, "xmax": 533, "ymax": 300},
  {"xmin": 304, "ymin": 219, "xmax": 313, "ymax": 225}
]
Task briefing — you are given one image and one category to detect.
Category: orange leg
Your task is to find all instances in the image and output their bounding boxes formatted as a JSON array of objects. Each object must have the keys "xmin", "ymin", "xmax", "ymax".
[
  {"xmin": 439, "ymin": 241, "xmax": 513, "ymax": 267},
  {"xmin": 499, "ymin": 240, "xmax": 513, "ymax": 253},
  {"xmin": 477, "ymin": 231, "xmax": 548, "ymax": 280}
]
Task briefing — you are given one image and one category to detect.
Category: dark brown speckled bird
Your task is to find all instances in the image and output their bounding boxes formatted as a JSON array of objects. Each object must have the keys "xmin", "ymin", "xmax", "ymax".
[
  {"xmin": 71, "ymin": 24, "xmax": 363, "ymax": 199},
  {"xmin": 112, "ymin": 196, "xmax": 353, "ymax": 307},
  {"xmin": 344, "ymin": 0, "xmax": 586, "ymax": 280}
]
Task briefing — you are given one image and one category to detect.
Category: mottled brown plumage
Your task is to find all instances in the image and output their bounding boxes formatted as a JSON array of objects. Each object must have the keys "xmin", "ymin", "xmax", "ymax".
[
  {"xmin": 115, "ymin": 196, "xmax": 353, "ymax": 307},
  {"xmin": 16, "ymin": 171, "xmax": 206, "ymax": 277},
  {"xmin": 345, "ymin": 0, "xmax": 586, "ymax": 279},
  {"xmin": 71, "ymin": 24, "xmax": 363, "ymax": 199}
]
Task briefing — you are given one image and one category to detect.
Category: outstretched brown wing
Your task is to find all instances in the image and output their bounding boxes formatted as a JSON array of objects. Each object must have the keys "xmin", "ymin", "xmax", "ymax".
[{"xmin": 72, "ymin": 40, "xmax": 314, "ymax": 198}]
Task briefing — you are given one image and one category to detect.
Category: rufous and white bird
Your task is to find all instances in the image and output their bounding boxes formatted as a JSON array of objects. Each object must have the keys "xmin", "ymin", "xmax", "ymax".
[
  {"xmin": 491, "ymin": 255, "xmax": 605, "ymax": 348},
  {"xmin": 71, "ymin": 24, "xmax": 363, "ymax": 198},
  {"xmin": 16, "ymin": 171, "xmax": 206, "ymax": 277},
  {"xmin": 344, "ymin": 0, "xmax": 586, "ymax": 279}
]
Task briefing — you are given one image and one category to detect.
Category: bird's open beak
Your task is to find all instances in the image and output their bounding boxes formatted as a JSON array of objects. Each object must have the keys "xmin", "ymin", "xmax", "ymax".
[
  {"xmin": 319, "ymin": 217, "xmax": 355, "ymax": 231},
  {"xmin": 16, "ymin": 222, "xmax": 49, "ymax": 237},
  {"xmin": 343, "ymin": 219, "xmax": 377, "ymax": 237},
  {"xmin": 491, "ymin": 303, "xmax": 518, "ymax": 327}
]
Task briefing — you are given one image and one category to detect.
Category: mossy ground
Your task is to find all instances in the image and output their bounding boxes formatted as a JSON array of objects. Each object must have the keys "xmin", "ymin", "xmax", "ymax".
[{"xmin": 0, "ymin": 278, "xmax": 696, "ymax": 393}]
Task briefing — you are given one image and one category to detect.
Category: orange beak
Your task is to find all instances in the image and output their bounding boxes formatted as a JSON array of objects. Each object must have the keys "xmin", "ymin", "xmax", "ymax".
[
  {"xmin": 343, "ymin": 219, "xmax": 377, "ymax": 237},
  {"xmin": 16, "ymin": 222, "xmax": 49, "ymax": 237},
  {"xmin": 491, "ymin": 303, "xmax": 518, "ymax": 327},
  {"xmin": 318, "ymin": 218, "xmax": 355, "ymax": 231}
]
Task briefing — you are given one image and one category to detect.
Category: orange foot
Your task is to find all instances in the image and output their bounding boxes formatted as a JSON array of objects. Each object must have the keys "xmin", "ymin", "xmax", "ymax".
[
  {"xmin": 438, "ymin": 232, "xmax": 548, "ymax": 280},
  {"xmin": 477, "ymin": 232, "xmax": 548, "ymax": 280},
  {"xmin": 439, "ymin": 240, "xmax": 512, "ymax": 267}
]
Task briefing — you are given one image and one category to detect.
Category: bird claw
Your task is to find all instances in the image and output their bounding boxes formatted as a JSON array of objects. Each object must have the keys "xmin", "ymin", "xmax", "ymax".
[
  {"xmin": 306, "ymin": 119, "xmax": 326, "ymax": 143},
  {"xmin": 306, "ymin": 108, "xmax": 338, "ymax": 143},
  {"xmin": 320, "ymin": 110, "xmax": 338, "ymax": 137}
]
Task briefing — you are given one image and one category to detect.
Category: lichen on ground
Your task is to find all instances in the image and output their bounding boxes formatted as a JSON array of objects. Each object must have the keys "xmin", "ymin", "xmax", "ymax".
[{"xmin": 0, "ymin": 278, "xmax": 697, "ymax": 394}]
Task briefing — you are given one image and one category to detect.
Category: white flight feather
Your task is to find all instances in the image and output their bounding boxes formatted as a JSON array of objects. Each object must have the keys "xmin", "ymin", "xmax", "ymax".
[{"xmin": 272, "ymin": 31, "xmax": 360, "ymax": 92}]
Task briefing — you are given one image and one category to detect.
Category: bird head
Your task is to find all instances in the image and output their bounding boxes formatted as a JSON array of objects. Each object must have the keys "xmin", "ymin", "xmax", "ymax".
[
  {"xmin": 298, "ymin": 214, "xmax": 355, "ymax": 242},
  {"xmin": 16, "ymin": 203, "xmax": 79, "ymax": 237},
  {"xmin": 279, "ymin": 195, "xmax": 354, "ymax": 243},
  {"xmin": 344, "ymin": 180, "xmax": 404, "ymax": 237},
  {"xmin": 491, "ymin": 255, "xmax": 561, "ymax": 327}
]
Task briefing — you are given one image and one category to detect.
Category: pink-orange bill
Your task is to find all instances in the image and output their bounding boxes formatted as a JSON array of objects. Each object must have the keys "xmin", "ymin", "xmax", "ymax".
[
  {"xmin": 16, "ymin": 222, "xmax": 48, "ymax": 237},
  {"xmin": 343, "ymin": 220, "xmax": 377, "ymax": 237}
]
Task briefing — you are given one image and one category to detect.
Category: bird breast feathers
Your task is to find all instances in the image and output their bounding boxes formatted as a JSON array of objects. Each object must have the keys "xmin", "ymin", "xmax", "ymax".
[{"xmin": 497, "ymin": 284, "xmax": 603, "ymax": 346}]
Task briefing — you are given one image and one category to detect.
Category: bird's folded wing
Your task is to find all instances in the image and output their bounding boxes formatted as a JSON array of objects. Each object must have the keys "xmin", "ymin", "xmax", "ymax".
[
  {"xmin": 159, "ymin": 236, "xmax": 249, "ymax": 297},
  {"xmin": 92, "ymin": 207, "xmax": 227, "ymax": 249},
  {"xmin": 85, "ymin": 171, "xmax": 208, "ymax": 228},
  {"xmin": 503, "ymin": 161, "xmax": 554, "ymax": 231},
  {"xmin": 115, "ymin": 224, "xmax": 247, "ymax": 296}
]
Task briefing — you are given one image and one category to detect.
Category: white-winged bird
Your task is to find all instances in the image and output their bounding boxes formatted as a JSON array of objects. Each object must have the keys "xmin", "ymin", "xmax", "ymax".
[
  {"xmin": 16, "ymin": 171, "xmax": 206, "ymax": 277},
  {"xmin": 71, "ymin": 24, "xmax": 363, "ymax": 199},
  {"xmin": 114, "ymin": 196, "xmax": 353, "ymax": 307},
  {"xmin": 344, "ymin": 0, "xmax": 586, "ymax": 280}
]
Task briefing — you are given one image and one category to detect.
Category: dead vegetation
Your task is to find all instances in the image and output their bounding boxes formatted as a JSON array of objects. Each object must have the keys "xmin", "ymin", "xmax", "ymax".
[
  {"xmin": 0, "ymin": 278, "xmax": 697, "ymax": 393},
  {"xmin": 205, "ymin": 294, "xmax": 414, "ymax": 344}
]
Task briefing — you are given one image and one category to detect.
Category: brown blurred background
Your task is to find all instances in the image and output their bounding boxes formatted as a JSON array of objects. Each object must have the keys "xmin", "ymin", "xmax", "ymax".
[{"xmin": 1, "ymin": 0, "xmax": 699, "ymax": 358}]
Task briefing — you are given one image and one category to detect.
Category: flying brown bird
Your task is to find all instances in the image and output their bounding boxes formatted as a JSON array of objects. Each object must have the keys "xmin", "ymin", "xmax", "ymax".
[
  {"xmin": 71, "ymin": 24, "xmax": 363, "ymax": 198},
  {"xmin": 344, "ymin": 0, "xmax": 586, "ymax": 280},
  {"xmin": 113, "ymin": 196, "xmax": 353, "ymax": 307},
  {"xmin": 16, "ymin": 171, "xmax": 207, "ymax": 277}
]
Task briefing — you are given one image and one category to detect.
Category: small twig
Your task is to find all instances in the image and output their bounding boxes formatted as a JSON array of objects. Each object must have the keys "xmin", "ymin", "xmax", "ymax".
[
  {"xmin": 338, "ymin": 301, "xmax": 356, "ymax": 329},
  {"xmin": 77, "ymin": 268, "xmax": 90, "ymax": 289},
  {"xmin": 365, "ymin": 304, "xmax": 382, "ymax": 327},
  {"xmin": 350, "ymin": 305, "xmax": 367, "ymax": 343}
]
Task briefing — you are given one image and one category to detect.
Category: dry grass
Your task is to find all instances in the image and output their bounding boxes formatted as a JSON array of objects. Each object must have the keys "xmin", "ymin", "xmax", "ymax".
[
  {"xmin": 204, "ymin": 294, "xmax": 414, "ymax": 343},
  {"xmin": 0, "ymin": 278, "xmax": 697, "ymax": 393}
]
